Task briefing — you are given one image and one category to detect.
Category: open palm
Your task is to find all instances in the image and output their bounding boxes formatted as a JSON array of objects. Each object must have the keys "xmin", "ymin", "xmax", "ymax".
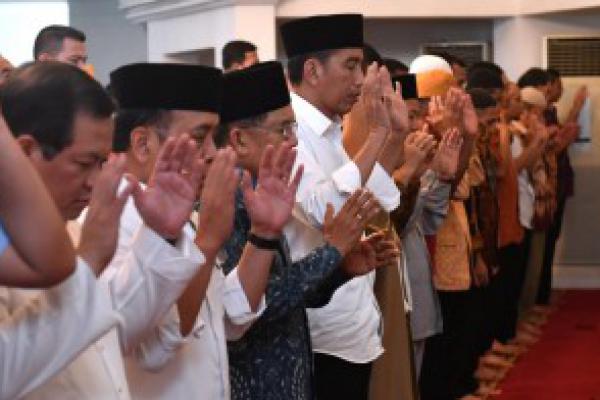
[
  {"xmin": 243, "ymin": 143, "xmax": 303, "ymax": 236},
  {"xmin": 134, "ymin": 134, "xmax": 205, "ymax": 239}
]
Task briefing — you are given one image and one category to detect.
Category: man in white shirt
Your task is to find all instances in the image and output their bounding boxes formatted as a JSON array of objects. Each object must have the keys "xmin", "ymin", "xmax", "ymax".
[
  {"xmin": 0, "ymin": 62, "xmax": 210, "ymax": 399},
  {"xmin": 106, "ymin": 63, "xmax": 296, "ymax": 399},
  {"xmin": 279, "ymin": 14, "xmax": 410, "ymax": 399}
]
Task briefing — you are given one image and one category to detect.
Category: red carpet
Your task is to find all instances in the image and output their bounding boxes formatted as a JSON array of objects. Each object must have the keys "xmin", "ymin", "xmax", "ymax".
[{"xmin": 497, "ymin": 290, "xmax": 600, "ymax": 400}]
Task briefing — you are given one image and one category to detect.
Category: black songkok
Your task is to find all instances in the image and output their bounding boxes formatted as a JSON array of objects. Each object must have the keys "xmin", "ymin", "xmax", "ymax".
[
  {"xmin": 280, "ymin": 14, "xmax": 364, "ymax": 58},
  {"xmin": 110, "ymin": 63, "xmax": 223, "ymax": 113},
  {"xmin": 221, "ymin": 61, "xmax": 290, "ymax": 123}
]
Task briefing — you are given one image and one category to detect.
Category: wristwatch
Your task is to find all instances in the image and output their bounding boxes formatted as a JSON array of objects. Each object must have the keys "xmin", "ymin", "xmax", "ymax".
[{"xmin": 248, "ymin": 232, "xmax": 280, "ymax": 251}]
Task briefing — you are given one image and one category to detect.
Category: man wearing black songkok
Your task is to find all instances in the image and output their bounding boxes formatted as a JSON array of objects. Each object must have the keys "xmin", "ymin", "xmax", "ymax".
[
  {"xmin": 218, "ymin": 61, "xmax": 397, "ymax": 400},
  {"xmin": 280, "ymin": 14, "xmax": 410, "ymax": 400}
]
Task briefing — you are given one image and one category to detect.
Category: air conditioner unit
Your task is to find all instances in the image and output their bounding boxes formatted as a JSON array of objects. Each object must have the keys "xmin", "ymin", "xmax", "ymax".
[
  {"xmin": 543, "ymin": 35, "xmax": 600, "ymax": 144},
  {"xmin": 420, "ymin": 41, "xmax": 490, "ymax": 66}
]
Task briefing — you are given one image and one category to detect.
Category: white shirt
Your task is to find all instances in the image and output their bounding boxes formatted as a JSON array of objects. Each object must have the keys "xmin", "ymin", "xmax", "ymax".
[
  {"xmin": 125, "ymin": 216, "xmax": 265, "ymax": 400},
  {"xmin": 286, "ymin": 93, "xmax": 401, "ymax": 363},
  {"xmin": 510, "ymin": 125, "xmax": 535, "ymax": 230},
  {"xmin": 0, "ymin": 259, "xmax": 120, "ymax": 400},
  {"xmin": 17, "ymin": 194, "xmax": 205, "ymax": 400}
]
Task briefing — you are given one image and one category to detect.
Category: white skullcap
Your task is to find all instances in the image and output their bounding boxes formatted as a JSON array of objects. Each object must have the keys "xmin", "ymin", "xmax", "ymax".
[
  {"xmin": 520, "ymin": 86, "xmax": 547, "ymax": 108},
  {"xmin": 409, "ymin": 55, "xmax": 453, "ymax": 75}
]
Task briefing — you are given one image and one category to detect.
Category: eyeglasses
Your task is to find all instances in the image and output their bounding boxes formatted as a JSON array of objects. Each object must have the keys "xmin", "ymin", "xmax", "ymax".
[{"xmin": 249, "ymin": 121, "xmax": 298, "ymax": 139}]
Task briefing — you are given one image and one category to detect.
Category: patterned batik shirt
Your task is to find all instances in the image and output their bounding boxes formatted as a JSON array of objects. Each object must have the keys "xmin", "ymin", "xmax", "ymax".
[{"xmin": 221, "ymin": 190, "xmax": 346, "ymax": 400}]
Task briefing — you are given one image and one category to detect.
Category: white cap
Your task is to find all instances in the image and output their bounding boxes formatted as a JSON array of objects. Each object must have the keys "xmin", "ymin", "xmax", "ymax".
[
  {"xmin": 409, "ymin": 55, "xmax": 453, "ymax": 75},
  {"xmin": 520, "ymin": 86, "xmax": 547, "ymax": 108}
]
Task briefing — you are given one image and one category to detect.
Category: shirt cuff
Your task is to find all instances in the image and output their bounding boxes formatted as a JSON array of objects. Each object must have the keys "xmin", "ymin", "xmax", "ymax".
[
  {"xmin": 331, "ymin": 161, "xmax": 362, "ymax": 195},
  {"xmin": 131, "ymin": 224, "xmax": 206, "ymax": 282},
  {"xmin": 222, "ymin": 267, "xmax": 266, "ymax": 326},
  {"xmin": 366, "ymin": 163, "xmax": 401, "ymax": 212}
]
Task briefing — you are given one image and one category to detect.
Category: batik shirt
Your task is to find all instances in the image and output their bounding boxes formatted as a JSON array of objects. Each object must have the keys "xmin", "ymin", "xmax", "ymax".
[{"xmin": 221, "ymin": 190, "xmax": 346, "ymax": 400}]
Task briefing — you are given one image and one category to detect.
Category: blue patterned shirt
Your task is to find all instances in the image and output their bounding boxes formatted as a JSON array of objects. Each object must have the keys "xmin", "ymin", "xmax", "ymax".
[{"xmin": 221, "ymin": 191, "xmax": 346, "ymax": 400}]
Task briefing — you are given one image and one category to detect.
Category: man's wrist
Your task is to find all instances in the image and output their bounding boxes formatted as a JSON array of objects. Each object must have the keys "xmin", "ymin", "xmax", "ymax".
[
  {"xmin": 194, "ymin": 231, "xmax": 221, "ymax": 260},
  {"xmin": 249, "ymin": 224, "xmax": 281, "ymax": 240}
]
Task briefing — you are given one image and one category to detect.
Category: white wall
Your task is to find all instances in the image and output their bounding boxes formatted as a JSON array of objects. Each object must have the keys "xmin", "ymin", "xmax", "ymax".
[
  {"xmin": 146, "ymin": 4, "xmax": 276, "ymax": 68},
  {"xmin": 364, "ymin": 18, "xmax": 493, "ymax": 66},
  {"xmin": 69, "ymin": 0, "xmax": 147, "ymax": 84},
  {"xmin": 0, "ymin": 1, "xmax": 69, "ymax": 66}
]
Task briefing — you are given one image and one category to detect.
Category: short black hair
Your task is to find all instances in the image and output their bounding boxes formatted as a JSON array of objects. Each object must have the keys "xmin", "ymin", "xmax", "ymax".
[
  {"xmin": 0, "ymin": 62, "xmax": 114, "ymax": 159},
  {"xmin": 113, "ymin": 109, "xmax": 172, "ymax": 152},
  {"xmin": 466, "ymin": 67, "xmax": 504, "ymax": 90},
  {"xmin": 517, "ymin": 68, "xmax": 549, "ymax": 88},
  {"xmin": 468, "ymin": 88, "xmax": 497, "ymax": 110},
  {"xmin": 286, "ymin": 49, "xmax": 334, "ymax": 85},
  {"xmin": 546, "ymin": 68, "xmax": 561, "ymax": 83},
  {"xmin": 222, "ymin": 40, "xmax": 257, "ymax": 70},
  {"xmin": 432, "ymin": 52, "xmax": 466, "ymax": 68},
  {"xmin": 468, "ymin": 61, "xmax": 503, "ymax": 77},
  {"xmin": 383, "ymin": 58, "xmax": 409, "ymax": 74},
  {"xmin": 34, "ymin": 25, "xmax": 86, "ymax": 60}
]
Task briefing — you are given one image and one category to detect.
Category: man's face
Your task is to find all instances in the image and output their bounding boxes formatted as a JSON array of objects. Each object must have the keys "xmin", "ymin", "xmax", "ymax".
[
  {"xmin": 228, "ymin": 51, "xmax": 259, "ymax": 72},
  {"xmin": 503, "ymin": 83, "xmax": 524, "ymax": 120},
  {"xmin": 30, "ymin": 113, "xmax": 113, "ymax": 220},
  {"xmin": 42, "ymin": 38, "xmax": 88, "ymax": 69},
  {"xmin": 477, "ymin": 107, "xmax": 500, "ymax": 128},
  {"xmin": 406, "ymin": 99, "xmax": 426, "ymax": 132},
  {"xmin": 314, "ymin": 48, "xmax": 364, "ymax": 117},
  {"xmin": 235, "ymin": 105, "xmax": 297, "ymax": 176},
  {"xmin": 536, "ymin": 83, "xmax": 552, "ymax": 101},
  {"xmin": 241, "ymin": 51, "xmax": 259, "ymax": 69},
  {"xmin": 548, "ymin": 79, "xmax": 563, "ymax": 104},
  {"xmin": 143, "ymin": 110, "xmax": 219, "ymax": 190},
  {"xmin": 0, "ymin": 57, "xmax": 14, "ymax": 87},
  {"xmin": 452, "ymin": 63, "xmax": 467, "ymax": 88}
]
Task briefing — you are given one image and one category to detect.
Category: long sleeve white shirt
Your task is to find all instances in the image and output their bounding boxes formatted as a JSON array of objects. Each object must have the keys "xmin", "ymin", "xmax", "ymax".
[
  {"xmin": 125, "ymin": 218, "xmax": 265, "ymax": 400},
  {"xmin": 285, "ymin": 93, "xmax": 401, "ymax": 363},
  {"xmin": 10, "ymin": 194, "xmax": 205, "ymax": 400},
  {"xmin": 0, "ymin": 259, "xmax": 120, "ymax": 400}
]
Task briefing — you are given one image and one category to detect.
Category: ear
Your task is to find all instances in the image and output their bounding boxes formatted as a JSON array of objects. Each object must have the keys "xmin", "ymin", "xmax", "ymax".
[
  {"xmin": 15, "ymin": 135, "xmax": 45, "ymax": 162},
  {"xmin": 37, "ymin": 52, "xmax": 52, "ymax": 62},
  {"xmin": 129, "ymin": 126, "xmax": 153, "ymax": 163},
  {"xmin": 228, "ymin": 127, "xmax": 251, "ymax": 157},
  {"xmin": 304, "ymin": 58, "xmax": 322, "ymax": 87}
]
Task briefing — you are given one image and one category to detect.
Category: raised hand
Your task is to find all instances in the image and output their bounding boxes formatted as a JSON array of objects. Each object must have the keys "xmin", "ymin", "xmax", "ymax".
[
  {"xmin": 432, "ymin": 127, "xmax": 463, "ymax": 180},
  {"xmin": 242, "ymin": 142, "xmax": 303, "ymax": 239},
  {"xmin": 79, "ymin": 154, "xmax": 135, "ymax": 275},
  {"xmin": 363, "ymin": 62, "xmax": 391, "ymax": 135},
  {"xmin": 341, "ymin": 231, "xmax": 400, "ymax": 276},
  {"xmin": 380, "ymin": 66, "xmax": 409, "ymax": 135},
  {"xmin": 461, "ymin": 91, "xmax": 479, "ymax": 138},
  {"xmin": 323, "ymin": 189, "xmax": 381, "ymax": 257},
  {"xmin": 426, "ymin": 88, "xmax": 461, "ymax": 138},
  {"xmin": 195, "ymin": 148, "xmax": 239, "ymax": 258},
  {"xmin": 133, "ymin": 134, "xmax": 206, "ymax": 240},
  {"xmin": 404, "ymin": 125, "xmax": 437, "ymax": 170},
  {"xmin": 472, "ymin": 254, "xmax": 490, "ymax": 287}
]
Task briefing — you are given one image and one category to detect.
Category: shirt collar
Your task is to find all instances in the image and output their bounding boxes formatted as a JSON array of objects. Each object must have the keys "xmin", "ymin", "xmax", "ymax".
[{"xmin": 290, "ymin": 92, "xmax": 342, "ymax": 137}]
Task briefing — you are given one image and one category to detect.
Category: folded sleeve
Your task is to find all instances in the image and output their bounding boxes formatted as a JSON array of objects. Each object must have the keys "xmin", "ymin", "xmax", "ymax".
[
  {"xmin": 222, "ymin": 267, "xmax": 265, "ymax": 340},
  {"xmin": 296, "ymin": 144, "xmax": 401, "ymax": 229},
  {"xmin": 107, "ymin": 224, "xmax": 205, "ymax": 354}
]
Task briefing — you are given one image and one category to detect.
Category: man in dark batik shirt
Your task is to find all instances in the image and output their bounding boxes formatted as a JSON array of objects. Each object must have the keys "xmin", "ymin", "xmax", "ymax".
[{"xmin": 218, "ymin": 61, "xmax": 399, "ymax": 400}]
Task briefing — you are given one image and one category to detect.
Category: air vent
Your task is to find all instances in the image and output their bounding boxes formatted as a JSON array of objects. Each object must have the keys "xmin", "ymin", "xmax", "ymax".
[
  {"xmin": 421, "ymin": 42, "xmax": 489, "ymax": 66},
  {"xmin": 547, "ymin": 37, "xmax": 600, "ymax": 76}
]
